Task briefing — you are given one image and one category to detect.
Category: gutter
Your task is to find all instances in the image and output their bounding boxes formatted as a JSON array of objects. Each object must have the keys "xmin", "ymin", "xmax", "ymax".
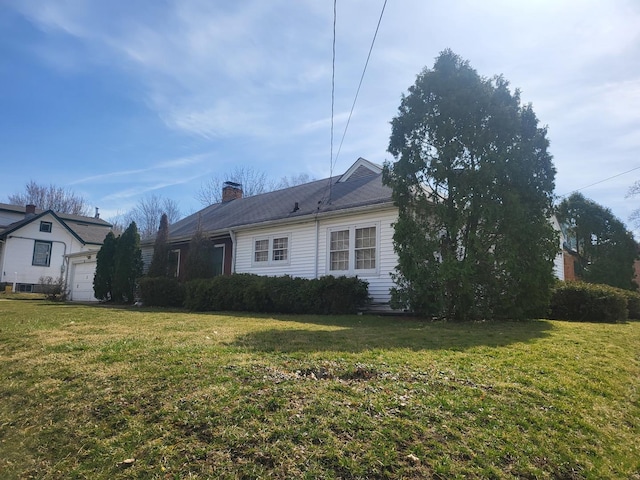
[
  {"xmin": 158, "ymin": 201, "xmax": 397, "ymax": 245},
  {"xmin": 232, "ymin": 201, "xmax": 397, "ymax": 233}
]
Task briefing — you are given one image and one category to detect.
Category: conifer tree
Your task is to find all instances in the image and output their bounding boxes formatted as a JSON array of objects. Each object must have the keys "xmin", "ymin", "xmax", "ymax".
[
  {"xmin": 147, "ymin": 213, "xmax": 171, "ymax": 277},
  {"xmin": 93, "ymin": 231, "xmax": 118, "ymax": 301},
  {"xmin": 112, "ymin": 222, "xmax": 143, "ymax": 303},
  {"xmin": 182, "ymin": 218, "xmax": 214, "ymax": 281},
  {"xmin": 384, "ymin": 50, "xmax": 557, "ymax": 320}
]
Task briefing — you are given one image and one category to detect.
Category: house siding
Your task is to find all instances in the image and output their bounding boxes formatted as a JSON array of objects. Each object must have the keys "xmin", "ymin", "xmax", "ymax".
[
  {"xmin": 234, "ymin": 207, "xmax": 398, "ymax": 304},
  {"xmin": 0, "ymin": 212, "xmax": 110, "ymax": 299},
  {"xmin": 0, "ymin": 213, "xmax": 83, "ymax": 285}
]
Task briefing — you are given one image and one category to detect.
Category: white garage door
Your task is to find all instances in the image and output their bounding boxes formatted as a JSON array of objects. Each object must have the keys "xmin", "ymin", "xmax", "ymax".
[{"xmin": 70, "ymin": 261, "xmax": 98, "ymax": 302}]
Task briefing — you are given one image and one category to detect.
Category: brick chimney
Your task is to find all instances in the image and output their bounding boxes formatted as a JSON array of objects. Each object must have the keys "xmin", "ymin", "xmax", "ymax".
[
  {"xmin": 25, "ymin": 204, "xmax": 36, "ymax": 217},
  {"xmin": 222, "ymin": 181, "xmax": 243, "ymax": 202}
]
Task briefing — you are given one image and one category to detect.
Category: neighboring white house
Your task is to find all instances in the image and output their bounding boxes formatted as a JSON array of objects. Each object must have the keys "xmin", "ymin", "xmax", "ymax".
[{"xmin": 0, "ymin": 203, "xmax": 112, "ymax": 301}]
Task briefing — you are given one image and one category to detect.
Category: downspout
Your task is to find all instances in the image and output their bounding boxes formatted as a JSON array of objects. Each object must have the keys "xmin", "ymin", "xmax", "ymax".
[
  {"xmin": 314, "ymin": 218, "xmax": 319, "ymax": 279},
  {"xmin": 229, "ymin": 229, "xmax": 236, "ymax": 273},
  {"xmin": 8, "ymin": 235, "xmax": 68, "ymax": 282}
]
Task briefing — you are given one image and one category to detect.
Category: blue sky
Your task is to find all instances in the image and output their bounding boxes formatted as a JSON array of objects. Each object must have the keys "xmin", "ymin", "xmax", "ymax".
[{"xmin": 1, "ymin": 1, "xmax": 639, "ymax": 234}]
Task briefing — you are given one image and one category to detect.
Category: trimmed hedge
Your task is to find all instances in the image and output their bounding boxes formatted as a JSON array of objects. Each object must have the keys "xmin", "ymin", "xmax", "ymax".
[
  {"xmin": 549, "ymin": 282, "xmax": 627, "ymax": 323},
  {"xmin": 184, "ymin": 274, "xmax": 370, "ymax": 314},
  {"xmin": 138, "ymin": 277, "xmax": 185, "ymax": 307},
  {"xmin": 618, "ymin": 288, "xmax": 640, "ymax": 319}
]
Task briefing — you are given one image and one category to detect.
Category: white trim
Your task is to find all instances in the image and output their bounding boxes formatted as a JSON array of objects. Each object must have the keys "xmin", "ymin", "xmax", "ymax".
[
  {"xmin": 338, "ymin": 157, "xmax": 383, "ymax": 183},
  {"xmin": 251, "ymin": 233, "xmax": 291, "ymax": 267},
  {"xmin": 326, "ymin": 221, "xmax": 380, "ymax": 276},
  {"xmin": 213, "ymin": 244, "xmax": 225, "ymax": 275},
  {"xmin": 170, "ymin": 249, "xmax": 181, "ymax": 277}
]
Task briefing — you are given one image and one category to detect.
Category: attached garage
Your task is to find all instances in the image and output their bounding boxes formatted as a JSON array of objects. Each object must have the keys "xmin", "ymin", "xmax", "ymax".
[{"xmin": 66, "ymin": 252, "xmax": 99, "ymax": 302}]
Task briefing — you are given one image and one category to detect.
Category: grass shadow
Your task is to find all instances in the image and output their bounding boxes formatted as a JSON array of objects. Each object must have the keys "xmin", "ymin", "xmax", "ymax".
[
  {"xmin": 230, "ymin": 316, "xmax": 553, "ymax": 353},
  {"xmin": 33, "ymin": 302, "xmax": 553, "ymax": 352}
]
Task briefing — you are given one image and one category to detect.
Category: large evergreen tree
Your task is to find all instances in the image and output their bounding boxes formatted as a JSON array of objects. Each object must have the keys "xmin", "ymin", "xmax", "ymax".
[
  {"xmin": 384, "ymin": 50, "xmax": 558, "ymax": 320},
  {"xmin": 558, "ymin": 192, "xmax": 637, "ymax": 290},
  {"xmin": 147, "ymin": 213, "xmax": 171, "ymax": 277},
  {"xmin": 93, "ymin": 231, "xmax": 118, "ymax": 301},
  {"xmin": 112, "ymin": 222, "xmax": 143, "ymax": 303}
]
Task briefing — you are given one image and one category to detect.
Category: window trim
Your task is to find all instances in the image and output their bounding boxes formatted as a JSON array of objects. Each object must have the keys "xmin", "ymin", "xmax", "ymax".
[
  {"xmin": 39, "ymin": 221, "xmax": 52, "ymax": 233},
  {"xmin": 169, "ymin": 249, "xmax": 181, "ymax": 277},
  {"xmin": 213, "ymin": 244, "xmax": 225, "ymax": 276},
  {"xmin": 326, "ymin": 222, "xmax": 379, "ymax": 275},
  {"xmin": 32, "ymin": 240, "xmax": 52, "ymax": 267},
  {"xmin": 251, "ymin": 233, "xmax": 291, "ymax": 267}
]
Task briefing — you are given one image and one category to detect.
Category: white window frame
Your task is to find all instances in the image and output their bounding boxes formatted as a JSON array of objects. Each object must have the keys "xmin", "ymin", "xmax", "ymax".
[
  {"xmin": 326, "ymin": 222, "xmax": 379, "ymax": 275},
  {"xmin": 39, "ymin": 221, "xmax": 52, "ymax": 233},
  {"xmin": 169, "ymin": 249, "xmax": 181, "ymax": 277},
  {"xmin": 213, "ymin": 244, "xmax": 226, "ymax": 276},
  {"xmin": 251, "ymin": 234, "xmax": 291, "ymax": 267}
]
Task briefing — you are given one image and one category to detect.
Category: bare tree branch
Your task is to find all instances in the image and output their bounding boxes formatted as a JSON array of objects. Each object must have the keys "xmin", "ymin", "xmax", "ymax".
[
  {"xmin": 121, "ymin": 195, "xmax": 182, "ymax": 238},
  {"xmin": 196, "ymin": 168, "xmax": 314, "ymax": 207},
  {"xmin": 8, "ymin": 180, "xmax": 91, "ymax": 216}
]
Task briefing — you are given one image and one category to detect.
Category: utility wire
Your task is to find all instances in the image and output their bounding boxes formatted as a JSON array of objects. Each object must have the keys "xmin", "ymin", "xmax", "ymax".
[
  {"xmin": 557, "ymin": 165, "xmax": 640, "ymax": 198},
  {"xmin": 325, "ymin": 0, "xmax": 337, "ymax": 206},
  {"xmin": 333, "ymin": 0, "xmax": 388, "ymax": 170},
  {"xmin": 329, "ymin": 0, "xmax": 337, "ymax": 179}
]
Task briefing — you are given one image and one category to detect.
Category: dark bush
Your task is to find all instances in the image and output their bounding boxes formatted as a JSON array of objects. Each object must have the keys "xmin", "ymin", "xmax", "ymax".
[
  {"xmin": 310, "ymin": 275, "xmax": 370, "ymax": 314},
  {"xmin": 618, "ymin": 288, "xmax": 640, "ymax": 319},
  {"xmin": 184, "ymin": 274, "xmax": 369, "ymax": 314},
  {"xmin": 138, "ymin": 277, "xmax": 185, "ymax": 307},
  {"xmin": 549, "ymin": 282, "xmax": 627, "ymax": 323}
]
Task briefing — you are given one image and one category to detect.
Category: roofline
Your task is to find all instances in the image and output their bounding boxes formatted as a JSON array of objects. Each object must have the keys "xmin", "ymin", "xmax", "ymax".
[
  {"xmin": 146, "ymin": 201, "xmax": 397, "ymax": 245},
  {"xmin": 0, "ymin": 210, "xmax": 108, "ymax": 245},
  {"xmin": 0, "ymin": 203, "xmax": 112, "ymax": 227},
  {"xmin": 64, "ymin": 248, "xmax": 101, "ymax": 259}
]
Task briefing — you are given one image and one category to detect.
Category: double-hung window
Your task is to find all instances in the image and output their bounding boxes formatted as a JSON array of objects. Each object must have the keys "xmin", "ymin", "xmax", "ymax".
[
  {"xmin": 253, "ymin": 234, "xmax": 290, "ymax": 266},
  {"xmin": 328, "ymin": 224, "xmax": 378, "ymax": 274},
  {"xmin": 32, "ymin": 240, "xmax": 52, "ymax": 267}
]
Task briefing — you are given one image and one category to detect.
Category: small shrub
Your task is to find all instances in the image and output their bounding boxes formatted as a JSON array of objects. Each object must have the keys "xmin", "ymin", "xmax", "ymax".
[
  {"xmin": 549, "ymin": 282, "xmax": 627, "ymax": 323},
  {"xmin": 138, "ymin": 277, "xmax": 185, "ymax": 307},
  {"xmin": 39, "ymin": 276, "xmax": 66, "ymax": 301}
]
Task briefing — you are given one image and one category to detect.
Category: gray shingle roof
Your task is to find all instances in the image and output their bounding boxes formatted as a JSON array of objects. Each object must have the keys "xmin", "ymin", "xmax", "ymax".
[
  {"xmin": 166, "ymin": 166, "xmax": 393, "ymax": 241},
  {"xmin": 0, "ymin": 204, "xmax": 112, "ymax": 245}
]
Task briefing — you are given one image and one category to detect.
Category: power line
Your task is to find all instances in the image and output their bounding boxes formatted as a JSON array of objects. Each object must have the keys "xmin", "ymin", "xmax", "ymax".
[
  {"xmin": 557, "ymin": 165, "xmax": 640, "ymax": 198},
  {"xmin": 329, "ymin": 0, "xmax": 337, "ymax": 179},
  {"xmin": 333, "ymin": 0, "xmax": 388, "ymax": 170}
]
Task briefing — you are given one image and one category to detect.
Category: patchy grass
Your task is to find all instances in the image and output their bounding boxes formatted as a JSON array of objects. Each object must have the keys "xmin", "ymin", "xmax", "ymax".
[{"xmin": 0, "ymin": 300, "xmax": 638, "ymax": 479}]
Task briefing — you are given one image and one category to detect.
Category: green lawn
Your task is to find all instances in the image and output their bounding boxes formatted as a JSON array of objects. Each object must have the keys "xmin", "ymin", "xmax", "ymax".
[{"xmin": 0, "ymin": 299, "xmax": 638, "ymax": 479}]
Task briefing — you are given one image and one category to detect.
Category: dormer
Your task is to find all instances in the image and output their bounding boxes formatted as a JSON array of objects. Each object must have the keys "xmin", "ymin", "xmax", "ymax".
[{"xmin": 338, "ymin": 157, "xmax": 383, "ymax": 183}]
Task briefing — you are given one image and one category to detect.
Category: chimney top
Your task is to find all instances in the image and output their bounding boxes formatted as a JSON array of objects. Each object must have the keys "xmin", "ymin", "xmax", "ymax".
[
  {"xmin": 95, "ymin": 207, "xmax": 100, "ymax": 219},
  {"xmin": 222, "ymin": 182, "xmax": 243, "ymax": 203},
  {"xmin": 25, "ymin": 204, "xmax": 36, "ymax": 217}
]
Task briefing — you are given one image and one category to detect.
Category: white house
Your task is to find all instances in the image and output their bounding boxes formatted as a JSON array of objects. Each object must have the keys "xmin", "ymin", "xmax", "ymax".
[
  {"xmin": 0, "ymin": 204, "xmax": 112, "ymax": 301},
  {"xmin": 142, "ymin": 157, "xmax": 565, "ymax": 309},
  {"xmin": 142, "ymin": 158, "xmax": 398, "ymax": 307}
]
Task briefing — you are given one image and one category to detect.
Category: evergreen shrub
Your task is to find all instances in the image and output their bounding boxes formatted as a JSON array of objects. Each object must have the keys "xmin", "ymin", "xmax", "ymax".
[
  {"xmin": 549, "ymin": 282, "xmax": 628, "ymax": 323},
  {"xmin": 184, "ymin": 274, "xmax": 369, "ymax": 314},
  {"xmin": 138, "ymin": 277, "xmax": 185, "ymax": 307},
  {"xmin": 618, "ymin": 288, "xmax": 640, "ymax": 319}
]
